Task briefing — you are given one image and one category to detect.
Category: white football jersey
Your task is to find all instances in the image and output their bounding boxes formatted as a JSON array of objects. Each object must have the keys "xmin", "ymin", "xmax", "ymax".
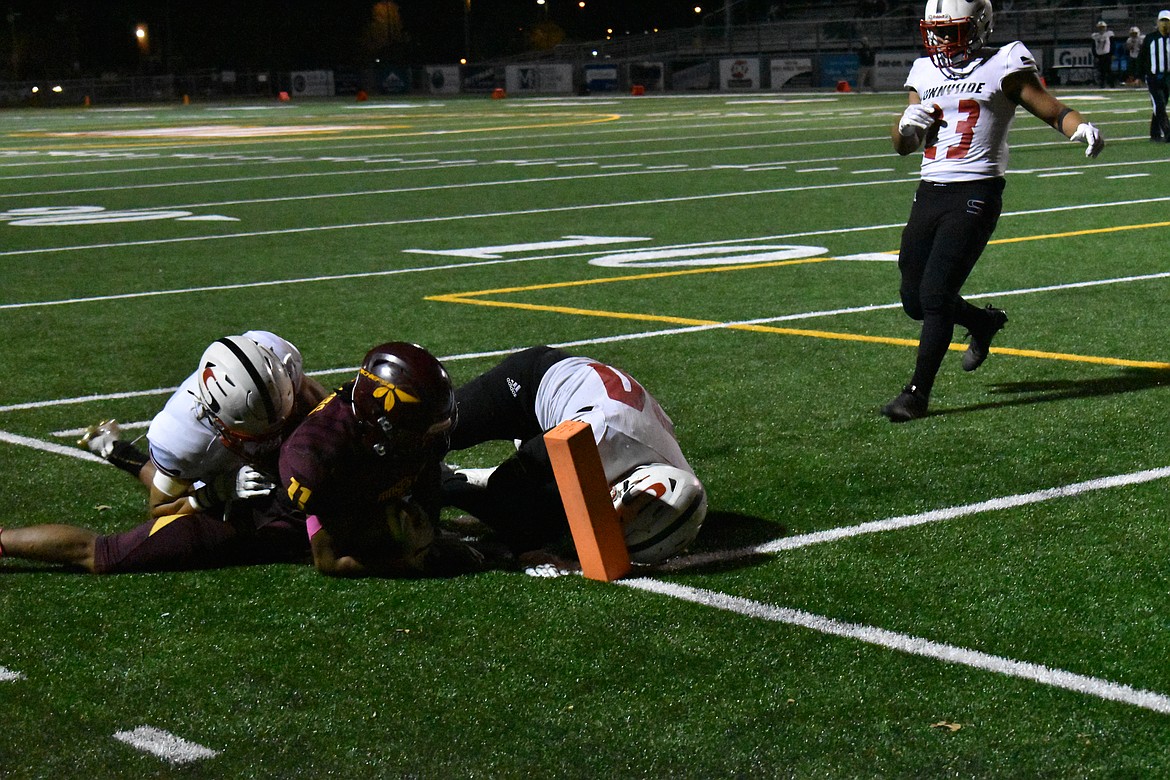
[
  {"xmin": 147, "ymin": 330, "xmax": 304, "ymax": 483},
  {"xmin": 534, "ymin": 356, "xmax": 694, "ymax": 484},
  {"xmin": 905, "ymin": 42, "xmax": 1038, "ymax": 182}
]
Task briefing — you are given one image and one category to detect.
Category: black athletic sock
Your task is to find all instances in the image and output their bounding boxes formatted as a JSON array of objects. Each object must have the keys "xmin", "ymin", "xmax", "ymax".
[{"xmin": 106, "ymin": 441, "xmax": 149, "ymax": 477}]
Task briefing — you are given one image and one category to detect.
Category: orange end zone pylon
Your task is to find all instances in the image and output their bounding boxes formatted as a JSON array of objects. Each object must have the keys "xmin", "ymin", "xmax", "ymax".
[{"xmin": 544, "ymin": 420, "xmax": 631, "ymax": 582}]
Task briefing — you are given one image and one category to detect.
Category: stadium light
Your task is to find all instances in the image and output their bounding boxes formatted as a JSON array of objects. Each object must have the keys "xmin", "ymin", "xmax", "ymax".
[{"xmin": 135, "ymin": 24, "xmax": 149, "ymax": 55}]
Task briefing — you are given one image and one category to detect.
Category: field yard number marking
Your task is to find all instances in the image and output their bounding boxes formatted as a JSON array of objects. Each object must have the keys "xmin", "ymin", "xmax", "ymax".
[
  {"xmin": 0, "ymin": 206, "xmax": 237, "ymax": 225},
  {"xmin": 404, "ymin": 235, "xmax": 650, "ymax": 259},
  {"xmin": 427, "ymin": 237, "xmax": 1170, "ymax": 371},
  {"xmin": 588, "ymin": 244, "xmax": 827, "ymax": 268}
]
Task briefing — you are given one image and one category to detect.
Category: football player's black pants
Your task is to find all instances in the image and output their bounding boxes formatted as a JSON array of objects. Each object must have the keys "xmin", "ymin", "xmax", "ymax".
[
  {"xmin": 444, "ymin": 345, "xmax": 572, "ymax": 552},
  {"xmin": 897, "ymin": 177, "xmax": 1004, "ymax": 397}
]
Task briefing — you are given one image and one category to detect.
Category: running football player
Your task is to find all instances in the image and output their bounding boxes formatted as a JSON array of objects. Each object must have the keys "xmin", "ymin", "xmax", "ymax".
[{"xmin": 881, "ymin": 0, "xmax": 1104, "ymax": 422}]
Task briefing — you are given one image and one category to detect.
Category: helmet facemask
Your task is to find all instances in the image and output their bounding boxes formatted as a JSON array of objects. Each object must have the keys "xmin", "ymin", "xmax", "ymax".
[{"xmin": 921, "ymin": 0, "xmax": 992, "ymax": 79}]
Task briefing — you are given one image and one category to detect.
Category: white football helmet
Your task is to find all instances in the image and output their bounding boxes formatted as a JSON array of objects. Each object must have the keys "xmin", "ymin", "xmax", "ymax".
[
  {"xmin": 611, "ymin": 463, "xmax": 707, "ymax": 564},
  {"xmin": 193, "ymin": 335, "xmax": 295, "ymax": 456},
  {"xmin": 921, "ymin": 0, "xmax": 993, "ymax": 79}
]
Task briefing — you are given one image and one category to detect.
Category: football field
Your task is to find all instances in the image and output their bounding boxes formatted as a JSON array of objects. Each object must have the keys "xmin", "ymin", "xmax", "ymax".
[{"xmin": 1, "ymin": 88, "xmax": 1169, "ymax": 776}]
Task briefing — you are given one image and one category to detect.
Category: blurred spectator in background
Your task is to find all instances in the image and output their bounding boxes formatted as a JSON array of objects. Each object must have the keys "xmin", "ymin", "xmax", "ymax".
[
  {"xmin": 1091, "ymin": 20, "xmax": 1116, "ymax": 87},
  {"xmin": 1126, "ymin": 26, "xmax": 1145, "ymax": 85},
  {"xmin": 856, "ymin": 37, "xmax": 877, "ymax": 91}
]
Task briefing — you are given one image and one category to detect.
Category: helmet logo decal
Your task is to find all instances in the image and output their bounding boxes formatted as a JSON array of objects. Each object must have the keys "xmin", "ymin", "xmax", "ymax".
[
  {"xmin": 200, "ymin": 363, "xmax": 223, "ymax": 414},
  {"xmin": 359, "ymin": 367, "xmax": 421, "ymax": 413}
]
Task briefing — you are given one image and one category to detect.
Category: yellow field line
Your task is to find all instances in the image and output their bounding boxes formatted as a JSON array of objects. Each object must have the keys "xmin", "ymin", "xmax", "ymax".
[
  {"xmin": 988, "ymin": 220, "xmax": 1170, "ymax": 245},
  {"xmin": 427, "ymin": 223, "xmax": 1170, "ymax": 371}
]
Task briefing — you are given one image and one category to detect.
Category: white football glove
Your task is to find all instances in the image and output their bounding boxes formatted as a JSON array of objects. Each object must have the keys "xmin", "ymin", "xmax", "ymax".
[
  {"xmin": 898, "ymin": 103, "xmax": 938, "ymax": 137},
  {"xmin": 233, "ymin": 466, "xmax": 276, "ymax": 499},
  {"xmin": 1070, "ymin": 122, "xmax": 1103, "ymax": 158},
  {"xmin": 524, "ymin": 563, "xmax": 574, "ymax": 578}
]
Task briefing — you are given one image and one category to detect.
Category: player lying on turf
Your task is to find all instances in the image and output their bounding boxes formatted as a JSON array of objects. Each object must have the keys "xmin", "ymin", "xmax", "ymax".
[
  {"xmin": 278, "ymin": 341, "xmax": 507, "ymax": 578},
  {"xmin": 75, "ymin": 329, "xmax": 328, "ymax": 512},
  {"xmin": 0, "ymin": 332, "xmax": 323, "ymax": 572},
  {"xmin": 441, "ymin": 346, "xmax": 707, "ymax": 571}
]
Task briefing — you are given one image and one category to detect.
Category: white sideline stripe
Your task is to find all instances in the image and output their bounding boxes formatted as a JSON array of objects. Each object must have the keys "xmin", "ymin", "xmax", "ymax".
[
  {"xmin": 112, "ymin": 726, "xmax": 220, "ymax": 765},
  {"xmin": 0, "ymin": 430, "xmax": 104, "ymax": 463},
  {"xmin": 0, "ymin": 666, "xmax": 26, "ymax": 682},
  {"xmin": 659, "ymin": 466, "xmax": 1170, "ymax": 572},
  {"xmin": 623, "ymin": 578, "xmax": 1170, "ymax": 715}
]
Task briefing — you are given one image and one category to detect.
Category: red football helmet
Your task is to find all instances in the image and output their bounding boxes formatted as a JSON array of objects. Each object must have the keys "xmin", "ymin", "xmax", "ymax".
[
  {"xmin": 921, "ymin": 0, "xmax": 994, "ymax": 79},
  {"xmin": 350, "ymin": 342, "xmax": 456, "ymax": 458}
]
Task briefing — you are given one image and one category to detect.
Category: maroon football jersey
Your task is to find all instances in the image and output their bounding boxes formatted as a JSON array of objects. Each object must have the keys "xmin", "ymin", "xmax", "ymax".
[{"xmin": 279, "ymin": 384, "xmax": 443, "ymax": 552}]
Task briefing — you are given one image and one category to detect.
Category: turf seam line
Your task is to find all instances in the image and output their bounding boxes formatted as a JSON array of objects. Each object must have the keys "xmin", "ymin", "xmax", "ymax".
[{"xmin": 623, "ymin": 578, "xmax": 1170, "ymax": 715}]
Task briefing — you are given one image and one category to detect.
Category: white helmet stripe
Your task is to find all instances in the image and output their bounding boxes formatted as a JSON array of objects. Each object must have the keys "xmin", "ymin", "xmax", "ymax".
[{"xmin": 215, "ymin": 336, "xmax": 276, "ymax": 424}]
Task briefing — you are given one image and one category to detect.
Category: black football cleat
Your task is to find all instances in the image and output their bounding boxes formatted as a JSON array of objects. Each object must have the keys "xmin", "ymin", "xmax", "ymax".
[
  {"xmin": 881, "ymin": 384, "xmax": 929, "ymax": 422},
  {"xmin": 962, "ymin": 305, "xmax": 1008, "ymax": 372}
]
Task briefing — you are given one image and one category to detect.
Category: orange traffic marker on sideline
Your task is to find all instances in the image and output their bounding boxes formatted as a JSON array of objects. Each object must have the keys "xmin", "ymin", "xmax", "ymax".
[{"xmin": 544, "ymin": 420, "xmax": 631, "ymax": 582}]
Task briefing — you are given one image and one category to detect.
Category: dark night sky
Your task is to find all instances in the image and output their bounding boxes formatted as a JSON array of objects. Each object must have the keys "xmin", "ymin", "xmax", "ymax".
[{"xmin": 0, "ymin": 0, "xmax": 737, "ymax": 77}]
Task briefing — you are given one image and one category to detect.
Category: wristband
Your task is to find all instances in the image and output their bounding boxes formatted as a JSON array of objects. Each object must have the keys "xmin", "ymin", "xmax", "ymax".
[
  {"xmin": 306, "ymin": 515, "xmax": 323, "ymax": 540},
  {"xmin": 189, "ymin": 484, "xmax": 220, "ymax": 511}
]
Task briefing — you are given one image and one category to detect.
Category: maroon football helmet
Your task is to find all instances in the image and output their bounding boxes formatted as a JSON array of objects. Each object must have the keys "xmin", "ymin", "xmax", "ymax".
[{"xmin": 350, "ymin": 342, "xmax": 456, "ymax": 458}]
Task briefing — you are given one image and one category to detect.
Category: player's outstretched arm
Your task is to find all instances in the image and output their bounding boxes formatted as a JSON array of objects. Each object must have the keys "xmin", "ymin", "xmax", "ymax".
[{"xmin": 1007, "ymin": 70, "xmax": 1105, "ymax": 157}]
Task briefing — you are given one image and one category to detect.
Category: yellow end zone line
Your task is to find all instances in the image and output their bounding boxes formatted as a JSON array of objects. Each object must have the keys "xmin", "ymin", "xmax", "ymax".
[{"xmin": 429, "ymin": 224, "xmax": 1170, "ymax": 370}]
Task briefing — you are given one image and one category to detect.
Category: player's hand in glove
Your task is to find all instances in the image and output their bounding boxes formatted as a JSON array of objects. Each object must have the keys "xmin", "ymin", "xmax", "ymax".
[
  {"xmin": 898, "ymin": 103, "xmax": 941, "ymax": 137},
  {"xmin": 233, "ymin": 466, "xmax": 276, "ymax": 499},
  {"xmin": 1070, "ymin": 122, "xmax": 1104, "ymax": 158}
]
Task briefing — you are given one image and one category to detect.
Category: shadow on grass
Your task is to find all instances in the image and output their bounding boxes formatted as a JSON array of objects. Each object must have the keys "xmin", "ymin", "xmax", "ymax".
[
  {"xmin": 648, "ymin": 510, "xmax": 785, "ymax": 576},
  {"xmin": 932, "ymin": 367, "xmax": 1170, "ymax": 418}
]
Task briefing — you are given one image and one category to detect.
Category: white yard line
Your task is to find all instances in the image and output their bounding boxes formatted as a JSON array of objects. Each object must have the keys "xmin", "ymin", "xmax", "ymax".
[
  {"xmin": 659, "ymin": 466, "xmax": 1170, "ymax": 572},
  {"xmin": 624, "ymin": 578, "xmax": 1170, "ymax": 715},
  {"xmin": 112, "ymin": 726, "xmax": 220, "ymax": 765}
]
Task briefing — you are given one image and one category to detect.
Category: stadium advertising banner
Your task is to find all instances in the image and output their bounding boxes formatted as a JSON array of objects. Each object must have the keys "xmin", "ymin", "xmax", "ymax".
[
  {"xmin": 874, "ymin": 51, "xmax": 921, "ymax": 90},
  {"xmin": 629, "ymin": 62, "xmax": 665, "ymax": 91},
  {"xmin": 505, "ymin": 64, "xmax": 574, "ymax": 94},
  {"xmin": 1053, "ymin": 47, "xmax": 1095, "ymax": 85},
  {"xmin": 770, "ymin": 58, "xmax": 812, "ymax": 89},
  {"xmin": 584, "ymin": 64, "xmax": 619, "ymax": 92},
  {"xmin": 720, "ymin": 58, "xmax": 761, "ymax": 91},
  {"xmin": 427, "ymin": 66, "xmax": 460, "ymax": 94},
  {"xmin": 461, "ymin": 65, "xmax": 498, "ymax": 94},
  {"xmin": 290, "ymin": 70, "xmax": 334, "ymax": 97},
  {"xmin": 817, "ymin": 54, "xmax": 854, "ymax": 88}
]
